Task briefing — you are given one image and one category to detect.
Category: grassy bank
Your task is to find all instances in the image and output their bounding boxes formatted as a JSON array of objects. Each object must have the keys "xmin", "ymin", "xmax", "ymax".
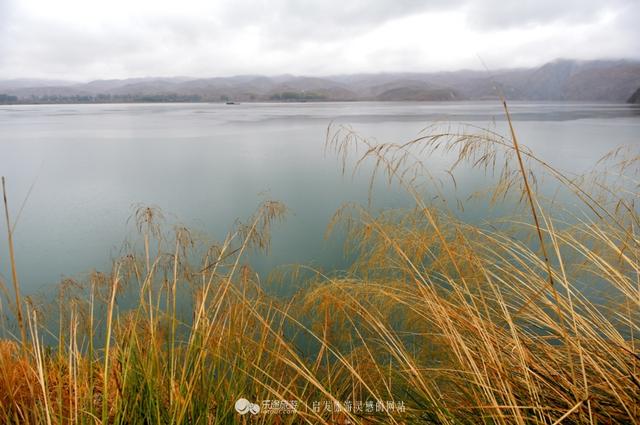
[{"xmin": 0, "ymin": 111, "xmax": 638, "ymax": 424}]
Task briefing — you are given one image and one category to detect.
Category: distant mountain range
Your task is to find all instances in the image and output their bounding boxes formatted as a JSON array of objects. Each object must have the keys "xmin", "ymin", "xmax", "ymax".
[{"xmin": 1, "ymin": 59, "xmax": 640, "ymax": 104}]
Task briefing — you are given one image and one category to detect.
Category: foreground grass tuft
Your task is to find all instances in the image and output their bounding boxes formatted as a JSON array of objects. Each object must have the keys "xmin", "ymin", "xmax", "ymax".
[{"xmin": 0, "ymin": 114, "xmax": 638, "ymax": 424}]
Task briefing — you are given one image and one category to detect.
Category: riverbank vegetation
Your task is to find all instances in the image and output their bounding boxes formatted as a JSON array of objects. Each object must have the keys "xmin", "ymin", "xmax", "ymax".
[{"xmin": 0, "ymin": 108, "xmax": 638, "ymax": 424}]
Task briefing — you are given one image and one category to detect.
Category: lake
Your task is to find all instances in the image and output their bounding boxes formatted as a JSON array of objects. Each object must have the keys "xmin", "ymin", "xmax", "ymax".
[{"xmin": 0, "ymin": 101, "xmax": 639, "ymax": 294}]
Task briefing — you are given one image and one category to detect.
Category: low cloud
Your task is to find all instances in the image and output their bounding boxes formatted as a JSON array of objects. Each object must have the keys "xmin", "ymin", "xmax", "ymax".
[
  {"xmin": 464, "ymin": 0, "xmax": 627, "ymax": 28},
  {"xmin": 0, "ymin": 0, "xmax": 638, "ymax": 80}
]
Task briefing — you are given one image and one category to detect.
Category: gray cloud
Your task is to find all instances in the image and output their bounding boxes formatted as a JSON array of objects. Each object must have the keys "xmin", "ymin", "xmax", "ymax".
[
  {"xmin": 221, "ymin": 0, "xmax": 441, "ymax": 31},
  {"xmin": 0, "ymin": 0, "xmax": 13, "ymax": 52},
  {"xmin": 0, "ymin": 0, "xmax": 638, "ymax": 80},
  {"xmin": 464, "ymin": 0, "xmax": 627, "ymax": 28}
]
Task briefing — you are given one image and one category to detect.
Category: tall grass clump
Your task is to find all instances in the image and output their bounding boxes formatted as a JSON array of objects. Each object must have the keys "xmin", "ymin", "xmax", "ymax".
[{"xmin": 0, "ymin": 107, "xmax": 638, "ymax": 424}]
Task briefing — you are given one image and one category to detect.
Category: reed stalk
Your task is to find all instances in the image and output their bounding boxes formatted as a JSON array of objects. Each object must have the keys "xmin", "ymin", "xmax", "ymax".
[{"xmin": 1, "ymin": 177, "xmax": 27, "ymax": 351}]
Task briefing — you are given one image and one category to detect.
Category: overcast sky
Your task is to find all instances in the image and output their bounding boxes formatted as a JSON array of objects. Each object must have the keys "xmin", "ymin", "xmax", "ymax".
[{"xmin": 1, "ymin": 0, "xmax": 639, "ymax": 80}]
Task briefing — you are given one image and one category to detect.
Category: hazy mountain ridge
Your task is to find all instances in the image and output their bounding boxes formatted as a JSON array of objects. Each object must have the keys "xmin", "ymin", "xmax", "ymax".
[{"xmin": 2, "ymin": 59, "xmax": 640, "ymax": 104}]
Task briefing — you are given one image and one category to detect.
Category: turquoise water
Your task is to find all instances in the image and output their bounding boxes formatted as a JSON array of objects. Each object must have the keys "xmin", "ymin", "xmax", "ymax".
[{"xmin": 0, "ymin": 101, "xmax": 638, "ymax": 294}]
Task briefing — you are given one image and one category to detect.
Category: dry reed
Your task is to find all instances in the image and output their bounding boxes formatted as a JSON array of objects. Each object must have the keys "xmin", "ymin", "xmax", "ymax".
[{"xmin": 0, "ymin": 106, "xmax": 638, "ymax": 424}]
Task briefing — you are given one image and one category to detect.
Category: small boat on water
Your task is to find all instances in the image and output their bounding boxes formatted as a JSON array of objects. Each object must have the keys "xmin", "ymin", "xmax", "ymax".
[{"xmin": 226, "ymin": 101, "xmax": 239, "ymax": 105}]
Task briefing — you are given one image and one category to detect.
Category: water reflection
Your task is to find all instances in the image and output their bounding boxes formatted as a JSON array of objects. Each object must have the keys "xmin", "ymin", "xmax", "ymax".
[{"xmin": 0, "ymin": 101, "xmax": 638, "ymax": 293}]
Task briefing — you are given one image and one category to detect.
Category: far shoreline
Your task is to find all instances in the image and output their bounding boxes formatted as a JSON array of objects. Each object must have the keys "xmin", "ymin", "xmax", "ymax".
[{"xmin": 1, "ymin": 99, "xmax": 638, "ymax": 107}]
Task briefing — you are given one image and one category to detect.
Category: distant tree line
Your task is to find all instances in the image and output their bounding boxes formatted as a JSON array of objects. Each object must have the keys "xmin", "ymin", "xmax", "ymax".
[
  {"xmin": 0, "ymin": 94, "xmax": 18, "ymax": 104},
  {"xmin": 0, "ymin": 93, "xmax": 204, "ymax": 104},
  {"xmin": 269, "ymin": 91, "xmax": 325, "ymax": 101},
  {"xmin": 0, "ymin": 91, "xmax": 335, "ymax": 105}
]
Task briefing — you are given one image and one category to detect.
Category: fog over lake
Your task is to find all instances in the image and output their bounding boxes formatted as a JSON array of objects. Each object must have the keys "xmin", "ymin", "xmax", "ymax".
[{"xmin": 1, "ymin": 101, "xmax": 639, "ymax": 293}]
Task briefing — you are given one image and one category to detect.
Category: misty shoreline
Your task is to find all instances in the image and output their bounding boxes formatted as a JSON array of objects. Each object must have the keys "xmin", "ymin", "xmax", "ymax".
[{"xmin": 3, "ymin": 58, "xmax": 640, "ymax": 106}]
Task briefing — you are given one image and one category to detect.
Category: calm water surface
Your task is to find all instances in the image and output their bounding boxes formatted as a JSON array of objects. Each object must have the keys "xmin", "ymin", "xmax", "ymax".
[{"xmin": 0, "ymin": 101, "xmax": 639, "ymax": 293}]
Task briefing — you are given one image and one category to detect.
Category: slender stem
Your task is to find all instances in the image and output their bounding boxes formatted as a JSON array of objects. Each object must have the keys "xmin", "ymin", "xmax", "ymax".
[
  {"xmin": 1, "ymin": 176, "xmax": 27, "ymax": 350},
  {"xmin": 102, "ymin": 264, "xmax": 120, "ymax": 424},
  {"xmin": 170, "ymin": 237, "xmax": 179, "ymax": 408},
  {"xmin": 502, "ymin": 102, "xmax": 555, "ymax": 289}
]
